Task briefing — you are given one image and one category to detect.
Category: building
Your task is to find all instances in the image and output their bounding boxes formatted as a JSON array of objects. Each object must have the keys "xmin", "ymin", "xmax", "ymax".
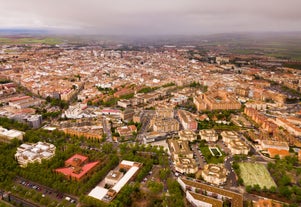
[
  {"xmin": 199, "ymin": 129, "xmax": 219, "ymax": 142},
  {"xmin": 221, "ymin": 131, "xmax": 239, "ymax": 144},
  {"xmin": 253, "ymin": 199, "xmax": 283, "ymax": 207},
  {"xmin": 168, "ymin": 139, "xmax": 193, "ymax": 160},
  {"xmin": 156, "ymin": 106, "xmax": 174, "ymax": 118},
  {"xmin": 0, "ymin": 126, "xmax": 24, "ymax": 143},
  {"xmin": 121, "ymin": 108, "xmax": 135, "ymax": 122},
  {"xmin": 175, "ymin": 158, "xmax": 198, "ymax": 174},
  {"xmin": 228, "ymin": 139, "xmax": 250, "ymax": 155},
  {"xmin": 152, "ymin": 118, "xmax": 179, "ymax": 133},
  {"xmin": 117, "ymin": 99, "xmax": 131, "ymax": 108},
  {"xmin": 116, "ymin": 125, "xmax": 137, "ymax": 137},
  {"xmin": 177, "ymin": 110, "xmax": 198, "ymax": 130},
  {"xmin": 15, "ymin": 142, "xmax": 56, "ymax": 167},
  {"xmin": 89, "ymin": 160, "xmax": 142, "ymax": 202},
  {"xmin": 186, "ymin": 191, "xmax": 223, "ymax": 207},
  {"xmin": 194, "ymin": 90, "xmax": 241, "ymax": 111},
  {"xmin": 275, "ymin": 117, "xmax": 301, "ymax": 137},
  {"xmin": 178, "ymin": 177, "xmax": 243, "ymax": 207},
  {"xmin": 178, "ymin": 130, "xmax": 197, "ymax": 142},
  {"xmin": 55, "ymin": 154, "xmax": 99, "ymax": 181},
  {"xmin": 105, "ymin": 170, "xmax": 124, "ymax": 186},
  {"xmin": 261, "ymin": 140, "xmax": 289, "ymax": 151},
  {"xmin": 62, "ymin": 126, "xmax": 103, "ymax": 140},
  {"xmin": 64, "ymin": 103, "xmax": 96, "ymax": 119},
  {"xmin": 8, "ymin": 96, "xmax": 43, "ymax": 109},
  {"xmin": 267, "ymin": 148, "xmax": 290, "ymax": 159},
  {"xmin": 201, "ymin": 164, "xmax": 228, "ymax": 185},
  {"xmin": 168, "ymin": 139, "xmax": 198, "ymax": 174},
  {"xmin": 26, "ymin": 115, "xmax": 42, "ymax": 129},
  {"xmin": 142, "ymin": 131, "xmax": 167, "ymax": 144}
]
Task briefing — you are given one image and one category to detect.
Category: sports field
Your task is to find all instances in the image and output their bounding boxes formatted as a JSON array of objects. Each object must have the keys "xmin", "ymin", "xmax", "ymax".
[{"xmin": 238, "ymin": 162, "xmax": 276, "ymax": 189}]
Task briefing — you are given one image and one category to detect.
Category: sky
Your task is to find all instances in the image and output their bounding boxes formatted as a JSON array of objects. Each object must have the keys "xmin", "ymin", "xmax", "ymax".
[{"xmin": 0, "ymin": 0, "xmax": 301, "ymax": 35}]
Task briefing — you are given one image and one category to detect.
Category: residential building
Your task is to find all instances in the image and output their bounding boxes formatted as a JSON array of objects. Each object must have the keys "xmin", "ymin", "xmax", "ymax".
[
  {"xmin": 178, "ymin": 130, "xmax": 197, "ymax": 142},
  {"xmin": 168, "ymin": 139, "xmax": 193, "ymax": 160},
  {"xmin": 275, "ymin": 117, "xmax": 301, "ymax": 137},
  {"xmin": 199, "ymin": 129, "xmax": 219, "ymax": 142},
  {"xmin": 194, "ymin": 90, "xmax": 241, "ymax": 111},
  {"xmin": 0, "ymin": 126, "xmax": 24, "ymax": 143},
  {"xmin": 177, "ymin": 110, "xmax": 198, "ymax": 130},
  {"xmin": 116, "ymin": 125, "xmax": 137, "ymax": 137},
  {"xmin": 168, "ymin": 139, "xmax": 197, "ymax": 174},
  {"xmin": 261, "ymin": 140, "xmax": 289, "ymax": 151},
  {"xmin": 201, "ymin": 164, "xmax": 228, "ymax": 185},
  {"xmin": 228, "ymin": 139, "xmax": 250, "ymax": 155},
  {"xmin": 15, "ymin": 142, "xmax": 56, "ymax": 167},
  {"xmin": 152, "ymin": 118, "xmax": 179, "ymax": 133},
  {"xmin": 178, "ymin": 177, "xmax": 243, "ymax": 207},
  {"xmin": 156, "ymin": 106, "xmax": 174, "ymax": 118},
  {"xmin": 221, "ymin": 131, "xmax": 239, "ymax": 144},
  {"xmin": 175, "ymin": 158, "xmax": 198, "ymax": 174}
]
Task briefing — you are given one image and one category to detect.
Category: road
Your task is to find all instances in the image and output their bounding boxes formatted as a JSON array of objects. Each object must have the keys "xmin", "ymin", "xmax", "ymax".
[
  {"xmin": 191, "ymin": 144, "xmax": 205, "ymax": 169},
  {"xmin": 0, "ymin": 189, "xmax": 39, "ymax": 207},
  {"xmin": 137, "ymin": 110, "xmax": 155, "ymax": 143},
  {"xmin": 102, "ymin": 116, "xmax": 112, "ymax": 142}
]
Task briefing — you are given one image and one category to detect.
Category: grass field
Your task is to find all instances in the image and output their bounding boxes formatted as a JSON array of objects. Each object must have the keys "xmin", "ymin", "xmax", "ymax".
[
  {"xmin": 239, "ymin": 162, "xmax": 276, "ymax": 189},
  {"xmin": 200, "ymin": 146, "xmax": 225, "ymax": 164}
]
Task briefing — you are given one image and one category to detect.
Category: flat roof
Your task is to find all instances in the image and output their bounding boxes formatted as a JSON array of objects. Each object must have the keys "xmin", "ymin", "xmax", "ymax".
[
  {"xmin": 179, "ymin": 177, "xmax": 243, "ymax": 207},
  {"xmin": 88, "ymin": 186, "xmax": 108, "ymax": 200},
  {"xmin": 188, "ymin": 191, "xmax": 223, "ymax": 207},
  {"xmin": 112, "ymin": 166, "xmax": 139, "ymax": 192}
]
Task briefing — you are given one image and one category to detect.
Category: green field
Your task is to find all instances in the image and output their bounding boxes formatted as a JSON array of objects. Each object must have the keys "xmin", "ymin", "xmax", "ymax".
[
  {"xmin": 239, "ymin": 162, "xmax": 276, "ymax": 189},
  {"xmin": 200, "ymin": 145, "xmax": 225, "ymax": 164},
  {"xmin": 0, "ymin": 37, "xmax": 62, "ymax": 45}
]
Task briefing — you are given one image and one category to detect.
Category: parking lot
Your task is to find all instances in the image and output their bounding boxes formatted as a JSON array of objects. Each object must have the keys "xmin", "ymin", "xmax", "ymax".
[{"xmin": 15, "ymin": 177, "xmax": 77, "ymax": 205}]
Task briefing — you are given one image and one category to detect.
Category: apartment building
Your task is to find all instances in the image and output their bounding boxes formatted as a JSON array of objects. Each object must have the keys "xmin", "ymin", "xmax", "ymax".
[
  {"xmin": 178, "ymin": 130, "xmax": 197, "ymax": 142},
  {"xmin": 199, "ymin": 129, "xmax": 219, "ymax": 142},
  {"xmin": 15, "ymin": 142, "xmax": 56, "ymax": 167},
  {"xmin": 152, "ymin": 118, "xmax": 179, "ymax": 133},
  {"xmin": 177, "ymin": 110, "xmax": 198, "ymax": 131},
  {"xmin": 194, "ymin": 90, "xmax": 241, "ymax": 111},
  {"xmin": 168, "ymin": 139, "xmax": 198, "ymax": 174},
  {"xmin": 0, "ymin": 126, "xmax": 24, "ymax": 143},
  {"xmin": 201, "ymin": 164, "xmax": 228, "ymax": 185},
  {"xmin": 178, "ymin": 177, "xmax": 243, "ymax": 207}
]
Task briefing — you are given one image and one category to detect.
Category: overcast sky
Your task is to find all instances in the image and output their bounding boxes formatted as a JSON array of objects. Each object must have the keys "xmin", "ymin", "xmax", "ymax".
[{"xmin": 0, "ymin": 0, "xmax": 301, "ymax": 35}]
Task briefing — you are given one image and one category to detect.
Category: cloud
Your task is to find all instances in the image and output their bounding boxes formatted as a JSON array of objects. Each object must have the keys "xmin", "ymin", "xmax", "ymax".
[{"xmin": 0, "ymin": 0, "xmax": 300, "ymax": 35}]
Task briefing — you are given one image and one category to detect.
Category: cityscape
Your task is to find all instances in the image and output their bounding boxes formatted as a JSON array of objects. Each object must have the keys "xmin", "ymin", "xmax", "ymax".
[{"xmin": 0, "ymin": 1, "xmax": 301, "ymax": 207}]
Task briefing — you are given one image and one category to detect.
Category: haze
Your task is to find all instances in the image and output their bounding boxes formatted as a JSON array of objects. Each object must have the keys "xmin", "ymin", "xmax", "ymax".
[{"xmin": 0, "ymin": 0, "xmax": 301, "ymax": 35}]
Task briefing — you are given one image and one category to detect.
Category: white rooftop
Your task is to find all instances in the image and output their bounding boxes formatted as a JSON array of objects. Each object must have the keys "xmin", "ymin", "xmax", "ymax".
[
  {"xmin": 88, "ymin": 186, "xmax": 108, "ymax": 201},
  {"xmin": 112, "ymin": 166, "xmax": 139, "ymax": 193},
  {"xmin": 120, "ymin": 160, "xmax": 135, "ymax": 167}
]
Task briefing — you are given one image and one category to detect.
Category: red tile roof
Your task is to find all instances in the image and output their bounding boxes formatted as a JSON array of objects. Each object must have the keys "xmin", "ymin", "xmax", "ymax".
[
  {"xmin": 65, "ymin": 154, "xmax": 88, "ymax": 165},
  {"xmin": 56, "ymin": 161, "xmax": 99, "ymax": 180}
]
